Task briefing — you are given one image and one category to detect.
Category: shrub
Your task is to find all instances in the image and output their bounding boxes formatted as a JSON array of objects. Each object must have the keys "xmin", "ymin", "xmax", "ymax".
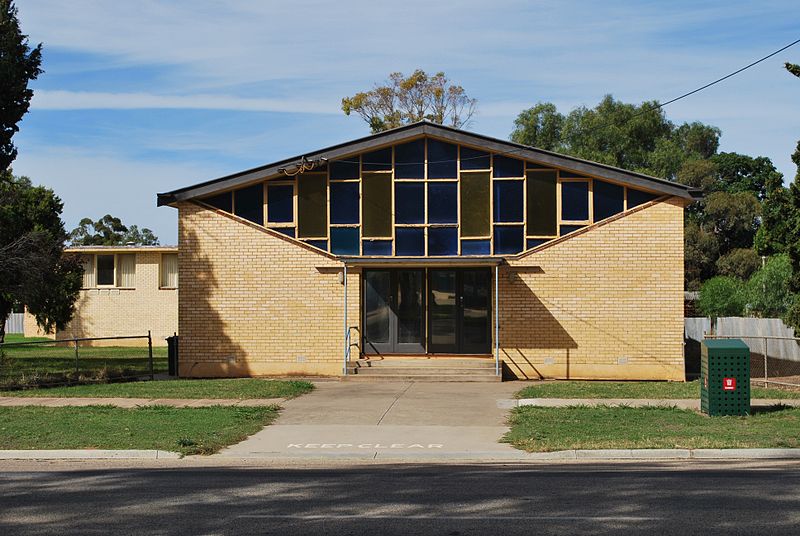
[
  {"xmin": 745, "ymin": 254, "xmax": 793, "ymax": 318},
  {"xmin": 716, "ymin": 248, "xmax": 762, "ymax": 280},
  {"xmin": 698, "ymin": 276, "xmax": 746, "ymax": 317}
]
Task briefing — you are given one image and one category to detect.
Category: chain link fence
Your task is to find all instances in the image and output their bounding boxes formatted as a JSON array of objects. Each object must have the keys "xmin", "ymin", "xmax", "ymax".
[
  {"xmin": 704, "ymin": 334, "xmax": 800, "ymax": 390},
  {"xmin": 0, "ymin": 333, "xmax": 166, "ymax": 390}
]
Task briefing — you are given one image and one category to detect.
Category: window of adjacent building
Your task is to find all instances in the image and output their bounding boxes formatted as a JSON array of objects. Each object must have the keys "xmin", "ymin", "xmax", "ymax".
[
  {"xmin": 81, "ymin": 255, "xmax": 96, "ymax": 288},
  {"xmin": 116, "ymin": 254, "xmax": 136, "ymax": 288},
  {"xmin": 96, "ymin": 254, "xmax": 115, "ymax": 286},
  {"xmin": 160, "ymin": 253, "xmax": 178, "ymax": 288},
  {"xmin": 233, "ymin": 183, "xmax": 264, "ymax": 225},
  {"xmin": 297, "ymin": 173, "xmax": 327, "ymax": 238}
]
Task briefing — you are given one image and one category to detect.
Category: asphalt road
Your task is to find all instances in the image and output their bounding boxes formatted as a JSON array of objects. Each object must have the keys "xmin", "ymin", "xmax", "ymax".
[{"xmin": 2, "ymin": 460, "xmax": 800, "ymax": 535}]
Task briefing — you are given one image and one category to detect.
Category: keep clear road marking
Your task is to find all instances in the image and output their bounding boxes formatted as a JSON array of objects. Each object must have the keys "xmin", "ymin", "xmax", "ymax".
[
  {"xmin": 238, "ymin": 515, "xmax": 662, "ymax": 521},
  {"xmin": 286, "ymin": 444, "xmax": 444, "ymax": 449}
]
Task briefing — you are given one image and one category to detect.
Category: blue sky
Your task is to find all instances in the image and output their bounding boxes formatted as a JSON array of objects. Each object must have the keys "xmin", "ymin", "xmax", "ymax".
[{"xmin": 10, "ymin": 0, "xmax": 800, "ymax": 244}]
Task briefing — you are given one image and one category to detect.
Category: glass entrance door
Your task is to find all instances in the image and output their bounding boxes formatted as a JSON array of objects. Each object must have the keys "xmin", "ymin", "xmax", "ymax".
[
  {"xmin": 428, "ymin": 269, "xmax": 491, "ymax": 354},
  {"xmin": 363, "ymin": 270, "xmax": 425, "ymax": 354}
]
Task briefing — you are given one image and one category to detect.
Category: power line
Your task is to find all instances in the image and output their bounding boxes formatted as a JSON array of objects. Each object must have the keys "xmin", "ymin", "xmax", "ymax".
[{"xmin": 325, "ymin": 37, "xmax": 800, "ymax": 168}]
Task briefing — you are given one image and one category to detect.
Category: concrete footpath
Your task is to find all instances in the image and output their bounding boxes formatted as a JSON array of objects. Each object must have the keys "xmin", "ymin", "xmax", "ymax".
[
  {"xmin": 0, "ymin": 396, "xmax": 285, "ymax": 407},
  {"xmin": 217, "ymin": 381, "xmax": 523, "ymax": 460},
  {"xmin": 514, "ymin": 398, "xmax": 800, "ymax": 409}
]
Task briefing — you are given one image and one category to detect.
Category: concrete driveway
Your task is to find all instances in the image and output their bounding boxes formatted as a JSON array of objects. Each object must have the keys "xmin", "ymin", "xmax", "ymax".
[{"xmin": 217, "ymin": 381, "xmax": 524, "ymax": 461}]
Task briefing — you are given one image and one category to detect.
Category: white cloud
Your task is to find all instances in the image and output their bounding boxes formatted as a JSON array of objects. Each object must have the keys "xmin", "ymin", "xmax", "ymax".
[{"xmin": 32, "ymin": 90, "xmax": 340, "ymax": 114}]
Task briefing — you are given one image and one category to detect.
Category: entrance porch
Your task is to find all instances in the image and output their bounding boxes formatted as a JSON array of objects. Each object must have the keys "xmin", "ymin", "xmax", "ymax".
[{"xmin": 342, "ymin": 258, "xmax": 503, "ymax": 379}]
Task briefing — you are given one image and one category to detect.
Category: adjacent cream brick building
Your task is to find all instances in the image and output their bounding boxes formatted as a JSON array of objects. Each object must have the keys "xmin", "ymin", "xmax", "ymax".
[
  {"xmin": 24, "ymin": 246, "xmax": 179, "ymax": 347},
  {"xmin": 159, "ymin": 122, "xmax": 696, "ymax": 380}
]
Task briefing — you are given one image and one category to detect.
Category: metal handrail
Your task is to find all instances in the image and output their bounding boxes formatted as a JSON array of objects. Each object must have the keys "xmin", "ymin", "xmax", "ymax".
[{"xmin": 0, "ymin": 334, "xmax": 151, "ymax": 347}]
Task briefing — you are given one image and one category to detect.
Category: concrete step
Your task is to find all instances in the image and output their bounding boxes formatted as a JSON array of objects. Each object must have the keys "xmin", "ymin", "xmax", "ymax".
[
  {"xmin": 344, "ymin": 374, "xmax": 502, "ymax": 382},
  {"xmin": 350, "ymin": 359, "xmax": 495, "ymax": 369},
  {"xmin": 351, "ymin": 367, "xmax": 497, "ymax": 376}
]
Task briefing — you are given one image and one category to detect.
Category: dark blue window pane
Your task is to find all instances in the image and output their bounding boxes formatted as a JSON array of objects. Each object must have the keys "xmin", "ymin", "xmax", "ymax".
[
  {"xmin": 362, "ymin": 240, "xmax": 392, "ymax": 256},
  {"xmin": 428, "ymin": 182, "xmax": 457, "ymax": 223},
  {"xmin": 593, "ymin": 180, "xmax": 624, "ymax": 221},
  {"xmin": 428, "ymin": 226, "xmax": 458, "ymax": 256},
  {"xmin": 427, "ymin": 139, "xmax": 458, "ymax": 178},
  {"xmin": 493, "ymin": 180, "xmax": 524, "ymax": 222},
  {"xmin": 460, "ymin": 146, "xmax": 490, "ymax": 170},
  {"xmin": 304, "ymin": 239, "xmax": 328, "ymax": 251},
  {"xmin": 267, "ymin": 184, "xmax": 293, "ymax": 223},
  {"xmin": 395, "ymin": 228, "xmax": 425, "ymax": 256},
  {"xmin": 561, "ymin": 181, "xmax": 589, "ymax": 220},
  {"xmin": 560, "ymin": 170, "xmax": 588, "ymax": 178},
  {"xmin": 330, "ymin": 182, "xmax": 359, "ymax": 224},
  {"xmin": 560, "ymin": 224, "xmax": 585, "ymax": 235},
  {"xmin": 493, "ymin": 155, "xmax": 524, "ymax": 178},
  {"xmin": 330, "ymin": 227, "xmax": 359, "ymax": 255},
  {"xmin": 461, "ymin": 240, "xmax": 491, "ymax": 256},
  {"xmin": 526, "ymin": 238, "xmax": 551, "ymax": 249},
  {"xmin": 330, "ymin": 158, "xmax": 360, "ymax": 179},
  {"xmin": 394, "ymin": 139, "xmax": 424, "ymax": 179},
  {"xmin": 275, "ymin": 227, "xmax": 295, "ymax": 238},
  {"xmin": 395, "ymin": 183, "xmax": 424, "ymax": 224},
  {"xmin": 203, "ymin": 192, "xmax": 232, "ymax": 212},
  {"xmin": 628, "ymin": 188, "xmax": 659, "ymax": 208},
  {"xmin": 493, "ymin": 225, "xmax": 524, "ymax": 254},
  {"xmin": 363, "ymin": 147, "xmax": 392, "ymax": 171},
  {"xmin": 234, "ymin": 183, "xmax": 264, "ymax": 225}
]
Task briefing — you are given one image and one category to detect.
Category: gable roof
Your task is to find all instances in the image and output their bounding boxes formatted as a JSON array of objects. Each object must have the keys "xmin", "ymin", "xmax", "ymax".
[{"xmin": 157, "ymin": 120, "xmax": 701, "ymax": 206}]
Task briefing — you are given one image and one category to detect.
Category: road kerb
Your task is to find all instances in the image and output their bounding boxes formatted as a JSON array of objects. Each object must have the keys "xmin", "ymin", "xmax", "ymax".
[{"xmin": 0, "ymin": 449, "xmax": 181, "ymax": 460}]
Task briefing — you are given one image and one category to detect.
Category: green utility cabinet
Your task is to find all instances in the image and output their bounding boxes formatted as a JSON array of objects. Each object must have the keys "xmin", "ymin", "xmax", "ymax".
[{"xmin": 700, "ymin": 339, "xmax": 751, "ymax": 416}]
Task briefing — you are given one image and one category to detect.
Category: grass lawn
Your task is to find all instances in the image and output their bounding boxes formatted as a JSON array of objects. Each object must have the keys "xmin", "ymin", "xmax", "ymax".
[
  {"xmin": 0, "ymin": 378, "xmax": 314, "ymax": 399},
  {"xmin": 515, "ymin": 380, "xmax": 800, "ymax": 400},
  {"xmin": 1, "ymin": 334, "xmax": 168, "ymax": 377},
  {"xmin": 504, "ymin": 405, "xmax": 800, "ymax": 452},
  {"xmin": 0, "ymin": 405, "xmax": 279, "ymax": 455}
]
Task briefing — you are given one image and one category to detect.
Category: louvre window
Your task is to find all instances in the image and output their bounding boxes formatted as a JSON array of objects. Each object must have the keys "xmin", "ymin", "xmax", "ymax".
[
  {"xmin": 297, "ymin": 174, "xmax": 327, "ymax": 238},
  {"xmin": 460, "ymin": 172, "xmax": 490, "ymax": 237},
  {"xmin": 526, "ymin": 170, "xmax": 557, "ymax": 236}
]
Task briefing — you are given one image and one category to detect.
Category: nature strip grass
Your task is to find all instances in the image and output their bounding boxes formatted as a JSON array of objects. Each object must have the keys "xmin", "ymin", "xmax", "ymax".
[
  {"xmin": 504, "ymin": 405, "xmax": 800, "ymax": 452},
  {"xmin": 0, "ymin": 378, "xmax": 314, "ymax": 399},
  {"xmin": 515, "ymin": 380, "xmax": 800, "ymax": 400},
  {"xmin": 0, "ymin": 405, "xmax": 280, "ymax": 455}
]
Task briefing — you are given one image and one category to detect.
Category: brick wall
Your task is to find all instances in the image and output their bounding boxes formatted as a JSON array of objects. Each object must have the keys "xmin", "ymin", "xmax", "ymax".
[
  {"xmin": 501, "ymin": 196, "xmax": 685, "ymax": 380},
  {"xmin": 177, "ymin": 196, "xmax": 685, "ymax": 380},
  {"xmin": 177, "ymin": 201, "xmax": 358, "ymax": 377},
  {"xmin": 36, "ymin": 252, "xmax": 178, "ymax": 347}
]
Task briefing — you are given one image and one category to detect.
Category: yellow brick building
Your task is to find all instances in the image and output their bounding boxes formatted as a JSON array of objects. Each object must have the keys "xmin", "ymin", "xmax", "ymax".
[
  {"xmin": 159, "ymin": 122, "xmax": 697, "ymax": 380},
  {"xmin": 24, "ymin": 246, "xmax": 179, "ymax": 347}
]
